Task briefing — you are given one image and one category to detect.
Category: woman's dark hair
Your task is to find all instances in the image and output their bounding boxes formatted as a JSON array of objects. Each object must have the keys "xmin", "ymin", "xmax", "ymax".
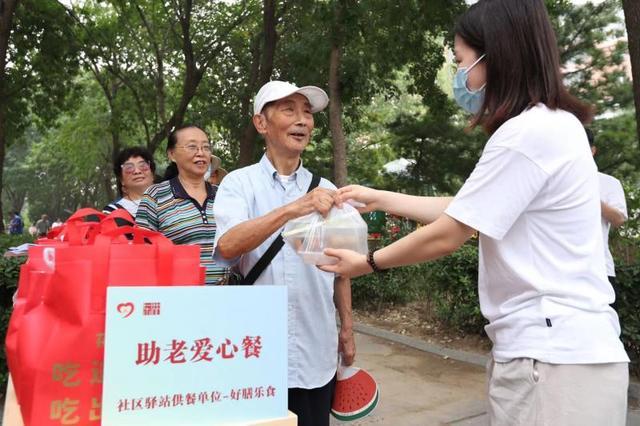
[
  {"xmin": 113, "ymin": 146, "xmax": 156, "ymax": 197},
  {"xmin": 455, "ymin": 0, "xmax": 594, "ymax": 134},
  {"xmin": 163, "ymin": 124, "xmax": 208, "ymax": 181}
]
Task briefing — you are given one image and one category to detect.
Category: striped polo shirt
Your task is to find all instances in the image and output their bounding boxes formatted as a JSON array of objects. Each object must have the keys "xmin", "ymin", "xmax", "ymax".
[{"xmin": 136, "ymin": 177, "xmax": 227, "ymax": 285}]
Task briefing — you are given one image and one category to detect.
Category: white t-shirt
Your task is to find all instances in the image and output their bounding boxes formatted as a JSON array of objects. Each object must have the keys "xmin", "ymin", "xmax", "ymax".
[
  {"xmin": 445, "ymin": 104, "xmax": 629, "ymax": 364},
  {"xmin": 598, "ymin": 172, "xmax": 628, "ymax": 276}
]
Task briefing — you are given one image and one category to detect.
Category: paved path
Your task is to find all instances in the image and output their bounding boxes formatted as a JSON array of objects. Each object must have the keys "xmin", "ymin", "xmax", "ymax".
[
  {"xmin": 2, "ymin": 327, "xmax": 639, "ymax": 425},
  {"xmin": 330, "ymin": 331, "xmax": 640, "ymax": 426},
  {"xmin": 330, "ymin": 332, "xmax": 487, "ymax": 425}
]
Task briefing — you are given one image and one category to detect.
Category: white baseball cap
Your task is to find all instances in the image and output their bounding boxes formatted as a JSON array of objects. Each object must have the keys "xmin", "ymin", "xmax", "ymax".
[{"xmin": 253, "ymin": 81, "xmax": 329, "ymax": 115}]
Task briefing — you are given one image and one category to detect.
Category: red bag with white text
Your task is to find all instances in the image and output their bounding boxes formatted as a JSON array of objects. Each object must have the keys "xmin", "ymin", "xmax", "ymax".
[
  {"xmin": 5, "ymin": 208, "xmax": 105, "ymax": 408},
  {"xmin": 9, "ymin": 222, "xmax": 204, "ymax": 425}
]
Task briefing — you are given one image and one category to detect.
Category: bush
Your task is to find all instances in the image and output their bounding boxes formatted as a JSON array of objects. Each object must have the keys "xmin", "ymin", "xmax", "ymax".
[
  {"xmin": 0, "ymin": 234, "xmax": 32, "ymax": 391},
  {"xmin": 354, "ymin": 208, "xmax": 640, "ymax": 379},
  {"xmin": 352, "ymin": 262, "xmax": 430, "ymax": 311},
  {"xmin": 426, "ymin": 241, "xmax": 487, "ymax": 334},
  {"xmin": 616, "ymin": 261, "xmax": 640, "ymax": 377},
  {"xmin": 352, "ymin": 215, "xmax": 430, "ymax": 311}
]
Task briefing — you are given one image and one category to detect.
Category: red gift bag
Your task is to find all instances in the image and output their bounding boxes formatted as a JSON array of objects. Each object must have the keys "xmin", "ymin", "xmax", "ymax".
[
  {"xmin": 11, "ymin": 224, "xmax": 204, "ymax": 425},
  {"xmin": 6, "ymin": 208, "xmax": 105, "ymax": 404}
]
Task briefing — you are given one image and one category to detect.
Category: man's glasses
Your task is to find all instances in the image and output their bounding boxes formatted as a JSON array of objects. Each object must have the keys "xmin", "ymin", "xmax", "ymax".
[
  {"xmin": 121, "ymin": 161, "xmax": 151, "ymax": 174},
  {"xmin": 178, "ymin": 144, "xmax": 212, "ymax": 154}
]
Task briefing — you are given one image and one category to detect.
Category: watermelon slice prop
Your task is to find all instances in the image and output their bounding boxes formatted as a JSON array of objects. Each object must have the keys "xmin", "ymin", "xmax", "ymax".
[{"xmin": 331, "ymin": 363, "xmax": 379, "ymax": 421}]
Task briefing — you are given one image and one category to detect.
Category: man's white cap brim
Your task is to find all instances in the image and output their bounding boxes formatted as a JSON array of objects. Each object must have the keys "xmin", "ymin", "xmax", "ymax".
[{"xmin": 253, "ymin": 81, "xmax": 329, "ymax": 115}]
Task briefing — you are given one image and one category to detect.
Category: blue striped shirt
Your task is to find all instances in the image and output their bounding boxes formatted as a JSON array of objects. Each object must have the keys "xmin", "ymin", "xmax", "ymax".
[
  {"xmin": 213, "ymin": 155, "xmax": 338, "ymax": 388},
  {"xmin": 136, "ymin": 177, "xmax": 227, "ymax": 285}
]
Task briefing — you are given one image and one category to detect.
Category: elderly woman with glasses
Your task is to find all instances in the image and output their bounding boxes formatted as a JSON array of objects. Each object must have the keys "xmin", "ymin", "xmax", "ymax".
[
  {"xmin": 103, "ymin": 146, "xmax": 156, "ymax": 218},
  {"xmin": 136, "ymin": 124, "xmax": 228, "ymax": 285}
]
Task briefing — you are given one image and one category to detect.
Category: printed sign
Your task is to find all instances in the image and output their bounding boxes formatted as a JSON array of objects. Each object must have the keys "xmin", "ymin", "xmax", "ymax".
[{"xmin": 102, "ymin": 286, "xmax": 288, "ymax": 425}]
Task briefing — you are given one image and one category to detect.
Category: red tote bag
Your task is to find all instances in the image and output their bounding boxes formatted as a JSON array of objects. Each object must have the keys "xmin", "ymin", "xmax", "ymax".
[
  {"xmin": 15, "ymin": 226, "xmax": 204, "ymax": 425},
  {"xmin": 6, "ymin": 208, "xmax": 105, "ymax": 404}
]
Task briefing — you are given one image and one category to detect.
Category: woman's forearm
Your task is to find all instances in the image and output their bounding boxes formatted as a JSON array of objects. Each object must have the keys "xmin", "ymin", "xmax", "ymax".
[
  {"xmin": 374, "ymin": 214, "xmax": 474, "ymax": 269},
  {"xmin": 375, "ymin": 192, "xmax": 453, "ymax": 224}
]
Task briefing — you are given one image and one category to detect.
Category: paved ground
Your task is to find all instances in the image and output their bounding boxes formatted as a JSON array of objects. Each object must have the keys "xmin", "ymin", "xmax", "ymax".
[
  {"xmin": 330, "ymin": 332, "xmax": 487, "ymax": 426},
  {"xmin": 330, "ymin": 330, "xmax": 640, "ymax": 426},
  {"xmin": 2, "ymin": 327, "xmax": 639, "ymax": 425}
]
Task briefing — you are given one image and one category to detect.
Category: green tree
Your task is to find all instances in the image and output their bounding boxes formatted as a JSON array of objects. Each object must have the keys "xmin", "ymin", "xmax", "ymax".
[
  {"xmin": 276, "ymin": 0, "xmax": 466, "ymax": 186},
  {"xmin": 0, "ymin": 0, "xmax": 79, "ymax": 230},
  {"xmin": 24, "ymin": 77, "xmax": 127, "ymax": 220},
  {"xmin": 622, "ymin": 0, "xmax": 640, "ymax": 148},
  {"xmin": 547, "ymin": 0, "xmax": 632, "ymax": 112},
  {"xmin": 63, "ymin": 0, "xmax": 254, "ymax": 158}
]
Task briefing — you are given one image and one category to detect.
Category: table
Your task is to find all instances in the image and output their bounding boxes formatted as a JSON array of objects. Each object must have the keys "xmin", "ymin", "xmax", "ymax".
[{"xmin": 2, "ymin": 376, "xmax": 297, "ymax": 426}]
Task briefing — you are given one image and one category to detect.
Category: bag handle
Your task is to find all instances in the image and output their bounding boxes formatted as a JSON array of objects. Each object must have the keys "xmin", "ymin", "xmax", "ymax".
[
  {"xmin": 90, "ymin": 226, "xmax": 175, "ymax": 312},
  {"xmin": 241, "ymin": 174, "xmax": 321, "ymax": 285},
  {"xmin": 45, "ymin": 208, "xmax": 105, "ymax": 244},
  {"xmin": 100, "ymin": 209, "xmax": 135, "ymax": 234}
]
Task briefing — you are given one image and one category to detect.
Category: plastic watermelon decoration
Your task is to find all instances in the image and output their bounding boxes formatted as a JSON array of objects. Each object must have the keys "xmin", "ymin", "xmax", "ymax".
[{"xmin": 331, "ymin": 364, "xmax": 379, "ymax": 421}]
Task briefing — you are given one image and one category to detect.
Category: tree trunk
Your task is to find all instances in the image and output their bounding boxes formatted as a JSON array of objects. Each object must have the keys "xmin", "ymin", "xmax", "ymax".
[
  {"xmin": 237, "ymin": 36, "xmax": 262, "ymax": 168},
  {"xmin": 328, "ymin": 0, "xmax": 347, "ymax": 187},
  {"xmin": 0, "ymin": 0, "xmax": 20, "ymax": 232},
  {"xmin": 622, "ymin": 0, "xmax": 640, "ymax": 151},
  {"xmin": 238, "ymin": 0, "xmax": 277, "ymax": 167}
]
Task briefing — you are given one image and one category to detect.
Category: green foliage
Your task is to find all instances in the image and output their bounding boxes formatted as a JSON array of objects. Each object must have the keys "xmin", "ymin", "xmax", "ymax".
[
  {"xmin": 616, "ymin": 261, "xmax": 640, "ymax": 377},
  {"xmin": 425, "ymin": 242, "xmax": 486, "ymax": 334},
  {"xmin": 547, "ymin": 0, "xmax": 632, "ymax": 112},
  {"xmin": 591, "ymin": 112, "xmax": 639, "ymax": 182},
  {"xmin": 352, "ymin": 216, "xmax": 426, "ymax": 310},
  {"xmin": 4, "ymin": 0, "xmax": 80, "ymax": 136},
  {"xmin": 0, "ymin": 234, "xmax": 31, "ymax": 389},
  {"xmin": 23, "ymin": 83, "xmax": 114, "ymax": 221},
  {"xmin": 610, "ymin": 182, "xmax": 640, "ymax": 375}
]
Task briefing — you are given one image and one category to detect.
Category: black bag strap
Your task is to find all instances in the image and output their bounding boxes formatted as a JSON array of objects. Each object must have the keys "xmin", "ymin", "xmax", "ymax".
[{"xmin": 242, "ymin": 174, "xmax": 321, "ymax": 285}]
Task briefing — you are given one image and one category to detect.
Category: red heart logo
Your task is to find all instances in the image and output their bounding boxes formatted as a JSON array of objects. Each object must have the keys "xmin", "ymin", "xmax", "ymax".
[{"xmin": 117, "ymin": 302, "xmax": 134, "ymax": 318}]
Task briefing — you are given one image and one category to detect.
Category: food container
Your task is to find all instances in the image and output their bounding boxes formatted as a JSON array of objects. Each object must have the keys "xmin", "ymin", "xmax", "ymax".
[{"xmin": 283, "ymin": 205, "xmax": 368, "ymax": 265}]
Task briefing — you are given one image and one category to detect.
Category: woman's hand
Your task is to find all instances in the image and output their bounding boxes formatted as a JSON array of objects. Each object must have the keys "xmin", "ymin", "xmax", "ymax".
[
  {"xmin": 335, "ymin": 185, "xmax": 381, "ymax": 213},
  {"xmin": 319, "ymin": 248, "xmax": 372, "ymax": 278}
]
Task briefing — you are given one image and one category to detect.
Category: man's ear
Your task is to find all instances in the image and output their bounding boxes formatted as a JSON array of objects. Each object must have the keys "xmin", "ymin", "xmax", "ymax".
[{"xmin": 253, "ymin": 114, "xmax": 268, "ymax": 135}]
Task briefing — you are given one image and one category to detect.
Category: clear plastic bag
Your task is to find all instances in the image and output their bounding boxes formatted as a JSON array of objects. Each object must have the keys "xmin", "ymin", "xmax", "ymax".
[{"xmin": 283, "ymin": 204, "xmax": 368, "ymax": 265}]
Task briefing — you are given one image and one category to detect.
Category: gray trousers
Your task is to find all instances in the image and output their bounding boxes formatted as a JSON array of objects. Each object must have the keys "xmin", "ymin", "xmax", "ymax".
[{"xmin": 487, "ymin": 358, "xmax": 629, "ymax": 426}]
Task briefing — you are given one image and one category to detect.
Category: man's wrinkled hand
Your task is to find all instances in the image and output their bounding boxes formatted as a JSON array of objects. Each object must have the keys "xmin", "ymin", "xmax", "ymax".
[
  {"xmin": 293, "ymin": 187, "xmax": 336, "ymax": 218},
  {"xmin": 339, "ymin": 328, "xmax": 356, "ymax": 366}
]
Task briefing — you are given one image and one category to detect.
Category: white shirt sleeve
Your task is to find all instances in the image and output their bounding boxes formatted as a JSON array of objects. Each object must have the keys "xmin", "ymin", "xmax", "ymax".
[
  {"xmin": 445, "ymin": 146, "xmax": 549, "ymax": 240},
  {"xmin": 212, "ymin": 172, "xmax": 249, "ymax": 266},
  {"xmin": 603, "ymin": 178, "xmax": 628, "ymax": 220}
]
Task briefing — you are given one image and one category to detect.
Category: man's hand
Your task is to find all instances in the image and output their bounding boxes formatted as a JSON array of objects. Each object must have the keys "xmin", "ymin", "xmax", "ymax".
[
  {"xmin": 339, "ymin": 327, "xmax": 356, "ymax": 366},
  {"xmin": 290, "ymin": 187, "xmax": 336, "ymax": 218}
]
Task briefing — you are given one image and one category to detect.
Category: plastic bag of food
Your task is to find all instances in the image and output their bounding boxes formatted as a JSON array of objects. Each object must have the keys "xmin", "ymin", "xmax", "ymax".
[{"xmin": 283, "ymin": 204, "xmax": 368, "ymax": 265}]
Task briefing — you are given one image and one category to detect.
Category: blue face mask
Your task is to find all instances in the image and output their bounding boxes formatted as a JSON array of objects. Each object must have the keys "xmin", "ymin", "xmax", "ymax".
[{"xmin": 453, "ymin": 54, "xmax": 486, "ymax": 114}]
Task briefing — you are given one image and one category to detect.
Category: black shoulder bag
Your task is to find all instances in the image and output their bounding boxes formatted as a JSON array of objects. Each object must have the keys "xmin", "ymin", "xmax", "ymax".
[{"xmin": 231, "ymin": 174, "xmax": 321, "ymax": 285}]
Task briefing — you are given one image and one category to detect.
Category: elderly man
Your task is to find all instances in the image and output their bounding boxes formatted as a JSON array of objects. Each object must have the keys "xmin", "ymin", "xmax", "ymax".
[{"xmin": 213, "ymin": 81, "xmax": 355, "ymax": 426}]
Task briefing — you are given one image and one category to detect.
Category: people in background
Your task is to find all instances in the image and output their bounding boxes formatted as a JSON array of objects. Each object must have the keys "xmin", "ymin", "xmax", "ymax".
[
  {"xmin": 34, "ymin": 214, "xmax": 50, "ymax": 238},
  {"xmin": 8, "ymin": 211, "xmax": 23, "ymax": 235},
  {"xmin": 586, "ymin": 128, "xmax": 628, "ymax": 296}
]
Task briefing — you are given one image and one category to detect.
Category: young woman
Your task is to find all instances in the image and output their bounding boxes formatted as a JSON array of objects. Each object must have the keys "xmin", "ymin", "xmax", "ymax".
[
  {"xmin": 321, "ymin": 1, "xmax": 629, "ymax": 425},
  {"xmin": 136, "ymin": 125, "xmax": 228, "ymax": 285}
]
